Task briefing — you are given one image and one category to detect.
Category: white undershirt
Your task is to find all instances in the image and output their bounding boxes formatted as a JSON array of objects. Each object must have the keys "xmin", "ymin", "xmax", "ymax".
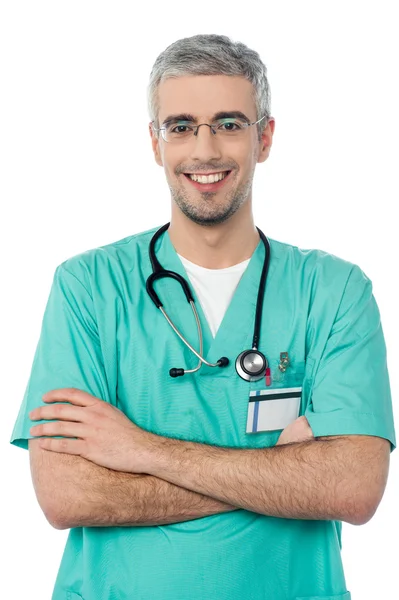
[{"xmin": 177, "ymin": 254, "xmax": 251, "ymax": 338}]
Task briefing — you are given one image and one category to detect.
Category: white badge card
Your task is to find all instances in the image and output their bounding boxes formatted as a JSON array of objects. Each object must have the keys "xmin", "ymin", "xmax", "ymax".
[{"xmin": 246, "ymin": 387, "xmax": 302, "ymax": 434}]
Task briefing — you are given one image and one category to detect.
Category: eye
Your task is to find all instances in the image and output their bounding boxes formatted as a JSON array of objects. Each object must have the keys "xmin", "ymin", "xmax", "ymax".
[
  {"xmin": 217, "ymin": 119, "xmax": 244, "ymax": 131},
  {"xmin": 172, "ymin": 125, "xmax": 187, "ymax": 133},
  {"xmin": 169, "ymin": 122, "xmax": 194, "ymax": 134}
]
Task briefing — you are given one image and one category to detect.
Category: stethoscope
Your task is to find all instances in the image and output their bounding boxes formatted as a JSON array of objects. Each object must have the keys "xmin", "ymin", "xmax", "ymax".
[{"xmin": 146, "ymin": 222, "xmax": 271, "ymax": 382}]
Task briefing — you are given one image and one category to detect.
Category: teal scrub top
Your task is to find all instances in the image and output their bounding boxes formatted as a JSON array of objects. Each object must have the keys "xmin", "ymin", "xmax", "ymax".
[{"xmin": 10, "ymin": 225, "xmax": 396, "ymax": 600}]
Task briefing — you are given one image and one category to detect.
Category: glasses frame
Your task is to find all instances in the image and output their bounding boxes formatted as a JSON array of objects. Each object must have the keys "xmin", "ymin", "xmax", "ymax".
[{"xmin": 152, "ymin": 115, "xmax": 270, "ymax": 143}]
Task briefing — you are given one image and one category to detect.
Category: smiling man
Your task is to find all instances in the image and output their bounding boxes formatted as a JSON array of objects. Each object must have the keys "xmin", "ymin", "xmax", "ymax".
[
  {"xmin": 157, "ymin": 83, "xmax": 262, "ymax": 226},
  {"xmin": 10, "ymin": 34, "xmax": 396, "ymax": 600},
  {"xmin": 151, "ymin": 73, "xmax": 272, "ymax": 270}
]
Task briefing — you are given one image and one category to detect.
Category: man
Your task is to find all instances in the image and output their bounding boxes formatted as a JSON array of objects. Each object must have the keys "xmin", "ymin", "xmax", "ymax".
[{"xmin": 11, "ymin": 34, "xmax": 395, "ymax": 600}]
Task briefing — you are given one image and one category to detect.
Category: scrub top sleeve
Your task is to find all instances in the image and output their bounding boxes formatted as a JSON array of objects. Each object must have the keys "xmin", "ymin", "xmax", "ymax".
[
  {"xmin": 10, "ymin": 262, "xmax": 110, "ymax": 451},
  {"xmin": 305, "ymin": 264, "xmax": 396, "ymax": 453}
]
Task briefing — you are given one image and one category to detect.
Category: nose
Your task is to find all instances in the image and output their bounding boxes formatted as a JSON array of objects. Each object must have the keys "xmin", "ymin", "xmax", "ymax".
[{"xmin": 189, "ymin": 124, "xmax": 222, "ymax": 162}]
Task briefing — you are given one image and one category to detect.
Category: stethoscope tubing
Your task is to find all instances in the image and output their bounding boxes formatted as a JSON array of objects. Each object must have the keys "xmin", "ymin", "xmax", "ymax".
[
  {"xmin": 159, "ymin": 302, "xmax": 221, "ymax": 370},
  {"xmin": 146, "ymin": 222, "xmax": 270, "ymax": 379}
]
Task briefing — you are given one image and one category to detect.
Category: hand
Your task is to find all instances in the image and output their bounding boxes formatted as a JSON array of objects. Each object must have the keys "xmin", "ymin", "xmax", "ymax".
[
  {"xmin": 29, "ymin": 388, "xmax": 155, "ymax": 473},
  {"xmin": 276, "ymin": 416, "xmax": 314, "ymax": 446}
]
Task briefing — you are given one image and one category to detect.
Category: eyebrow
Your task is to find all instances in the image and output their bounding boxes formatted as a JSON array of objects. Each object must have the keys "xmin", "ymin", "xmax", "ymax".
[{"xmin": 161, "ymin": 111, "xmax": 251, "ymax": 127}]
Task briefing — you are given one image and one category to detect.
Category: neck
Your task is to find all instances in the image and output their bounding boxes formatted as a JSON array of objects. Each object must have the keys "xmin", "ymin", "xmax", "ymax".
[{"xmin": 168, "ymin": 204, "xmax": 260, "ymax": 269}]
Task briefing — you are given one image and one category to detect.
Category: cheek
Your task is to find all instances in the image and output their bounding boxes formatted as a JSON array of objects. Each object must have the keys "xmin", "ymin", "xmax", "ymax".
[
  {"xmin": 163, "ymin": 158, "xmax": 182, "ymax": 180},
  {"xmin": 234, "ymin": 149, "xmax": 255, "ymax": 170},
  {"xmin": 162, "ymin": 163, "xmax": 176, "ymax": 180}
]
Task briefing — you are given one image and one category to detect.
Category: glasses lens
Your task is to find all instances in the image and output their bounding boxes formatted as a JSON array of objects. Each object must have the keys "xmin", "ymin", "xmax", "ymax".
[
  {"xmin": 215, "ymin": 118, "xmax": 247, "ymax": 135},
  {"xmin": 164, "ymin": 121, "xmax": 194, "ymax": 143}
]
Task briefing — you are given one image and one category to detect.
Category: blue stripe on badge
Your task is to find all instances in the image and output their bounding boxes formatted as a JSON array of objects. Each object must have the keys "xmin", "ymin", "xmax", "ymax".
[{"xmin": 252, "ymin": 401, "xmax": 260, "ymax": 432}]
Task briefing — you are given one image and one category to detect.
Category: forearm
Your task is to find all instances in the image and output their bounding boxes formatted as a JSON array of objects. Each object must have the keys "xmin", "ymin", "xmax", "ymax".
[
  {"xmin": 146, "ymin": 436, "xmax": 371, "ymax": 525},
  {"xmin": 55, "ymin": 456, "xmax": 238, "ymax": 529}
]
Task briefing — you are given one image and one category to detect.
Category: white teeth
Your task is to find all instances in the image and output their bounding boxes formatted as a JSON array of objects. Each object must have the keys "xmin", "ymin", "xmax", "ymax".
[{"xmin": 188, "ymin": 171, "xmax": 229, "ymax": 184}]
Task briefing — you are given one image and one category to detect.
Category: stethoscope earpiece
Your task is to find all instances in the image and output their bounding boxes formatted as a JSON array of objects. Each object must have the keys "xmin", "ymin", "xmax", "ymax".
[
  {"xmin": 169, "ymin": 368, "xmax": 185, "ymax": 378},
  {"xmin": 217, "ymin": 357, "xmax": 230, "ymax": 367},
  {"xmin": 147, "ymin": 223, "xmax": 270, "ymax": 381}
]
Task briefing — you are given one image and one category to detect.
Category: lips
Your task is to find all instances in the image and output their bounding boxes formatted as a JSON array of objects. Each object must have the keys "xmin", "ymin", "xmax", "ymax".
[{"xmin": 183, "ymin": 169, "xmax": 233, "ymax": 191}]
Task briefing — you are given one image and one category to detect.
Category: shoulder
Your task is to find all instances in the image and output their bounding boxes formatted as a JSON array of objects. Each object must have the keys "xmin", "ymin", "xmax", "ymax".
[
  {"xmin": 268, "ymin": 235, "xmax": 370, "ymax": 291},
  {"xmin": 53, "ymin": 225, "xmax": 161, "ymax": 286}
]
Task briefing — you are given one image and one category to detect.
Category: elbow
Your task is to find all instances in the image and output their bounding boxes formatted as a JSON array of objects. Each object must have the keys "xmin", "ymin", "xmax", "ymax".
[
  {"xmin": 44, "ymin": 503, "xmax": 74, "ymax": 530},
  {"xmin": 344, "ymin": 497, "xmax": 380, "ymax": 526},
  {"xmin": 44, "ymin": 507, "xmax": 69, "ymax": 530},
  {"xmin": 49, "ymin": 515, "xmax": 71, "ymax": 530},
  {"xmin": 346, "ymin": 510, "xmax": 371, "ymax": 526},
  {"xmin": 347, "ymin": 509, "xmax": 374, "ymax": 526},
  {"xmin": 349, "ymin": 438, "xmax": 391, "ymax": 525},
  {"xmin": 353, "ymin": 501, "xmax": 381, "ymax": 526},
  {"xmin": 49, "ymin": 518, "xmax": 69, "ymax": 530},
  {"xmin": 353, "ymin": 481, "xmax": 389, "ymax": 525}
]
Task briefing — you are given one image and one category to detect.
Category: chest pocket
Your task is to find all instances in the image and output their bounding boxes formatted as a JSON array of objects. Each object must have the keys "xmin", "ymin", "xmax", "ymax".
[{"xmin": 245, "ymin": 357, "xmax": 312, "ymax": 440}]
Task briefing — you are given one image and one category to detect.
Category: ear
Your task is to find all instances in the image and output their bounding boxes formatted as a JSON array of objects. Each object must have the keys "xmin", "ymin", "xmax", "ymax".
[
  {"xmin": 257, "ymin": 118, "xmax": 275, "ymax": 164},
  {"xmin": 149, "ymin": 122, "xmax": 163, "ymax": 167}
]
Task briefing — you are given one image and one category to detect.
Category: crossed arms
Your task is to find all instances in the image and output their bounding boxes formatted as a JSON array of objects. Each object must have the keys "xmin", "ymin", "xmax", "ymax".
[{"xmin": 29, "ymin": 426, "xmax": 390, "ymax": 530}]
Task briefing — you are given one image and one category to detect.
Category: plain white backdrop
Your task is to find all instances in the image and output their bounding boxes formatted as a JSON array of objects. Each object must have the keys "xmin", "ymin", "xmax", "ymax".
[{"xmin": 1, "ymin": 1, "xmax": 398, "ymax": 598}]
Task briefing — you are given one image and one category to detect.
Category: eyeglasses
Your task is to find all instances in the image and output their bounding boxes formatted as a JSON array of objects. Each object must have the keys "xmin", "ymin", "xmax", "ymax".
[{"xmin": 152, "ymin": 115, "xmax": 269, "ymax": 143}]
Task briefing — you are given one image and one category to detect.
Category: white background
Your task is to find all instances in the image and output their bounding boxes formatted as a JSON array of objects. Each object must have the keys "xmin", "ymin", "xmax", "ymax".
[{"xmin": 1, "ymin": 1, "xmax": 398, "ymax": 598}]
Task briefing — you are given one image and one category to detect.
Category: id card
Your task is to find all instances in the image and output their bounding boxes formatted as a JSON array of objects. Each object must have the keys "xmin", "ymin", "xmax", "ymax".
[{"xmin": 246, "ymin": 387, "xmax": 302, "ymax": 434}]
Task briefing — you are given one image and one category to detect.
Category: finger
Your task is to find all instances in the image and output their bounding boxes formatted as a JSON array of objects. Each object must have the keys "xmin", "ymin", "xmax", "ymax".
[
  {"xmin": 38, "ymin": 436, "xmax": 85, "ymax": 456},
  {"xmin": 29, "ymin": 403, "xmax": 86, "ymax": 422},
  {"xmin": 30, "ymin": 421, "xmax": 86, "ymax": 439},
  {"xmin": 42, "ymin": 388, "xmax": 99, "ymax": 407}
]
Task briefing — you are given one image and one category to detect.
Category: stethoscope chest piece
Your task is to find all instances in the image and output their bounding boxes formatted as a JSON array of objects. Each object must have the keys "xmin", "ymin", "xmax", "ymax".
[{"xmin": 235, "ymin": 349, "xmax": 268, "ymax": 382}]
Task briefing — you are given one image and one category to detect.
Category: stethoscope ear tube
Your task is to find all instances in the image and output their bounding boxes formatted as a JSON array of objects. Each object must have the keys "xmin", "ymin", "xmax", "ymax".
[
  {"xmin": 158, "ymin": 301, "xmax": 230, "ymax": 376},
  {"xmin": 146, "ymin": 270, "xmax": 194, "ymax": 308}
]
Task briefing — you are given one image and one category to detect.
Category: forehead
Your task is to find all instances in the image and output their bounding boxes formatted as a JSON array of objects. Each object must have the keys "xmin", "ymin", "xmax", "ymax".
[{"xmin": 157, "ymin": 75, "xmax": 256, "ymax": 122}]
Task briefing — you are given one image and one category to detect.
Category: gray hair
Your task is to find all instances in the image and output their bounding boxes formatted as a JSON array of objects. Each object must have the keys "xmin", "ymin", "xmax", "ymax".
[{"xmin": 147, "ymin": 34, "xmax": 272, "ymax": 143}]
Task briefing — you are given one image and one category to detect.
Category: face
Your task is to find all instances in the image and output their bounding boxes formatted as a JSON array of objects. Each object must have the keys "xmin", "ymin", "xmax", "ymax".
[{"xmin": 150, "ymin": 75, "xmax": 275, "ymax": 226}]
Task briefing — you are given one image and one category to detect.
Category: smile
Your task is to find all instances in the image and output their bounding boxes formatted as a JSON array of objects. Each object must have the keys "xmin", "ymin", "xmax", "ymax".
[{"xmin": 183, "ymin": 170, "xmax": 232, "ymax": 191}]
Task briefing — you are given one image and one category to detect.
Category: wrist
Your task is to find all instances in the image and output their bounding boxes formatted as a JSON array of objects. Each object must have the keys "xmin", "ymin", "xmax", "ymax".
[{"xmin": 135, "ymin": 430, "xmax": 166, "ymax": 475}]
